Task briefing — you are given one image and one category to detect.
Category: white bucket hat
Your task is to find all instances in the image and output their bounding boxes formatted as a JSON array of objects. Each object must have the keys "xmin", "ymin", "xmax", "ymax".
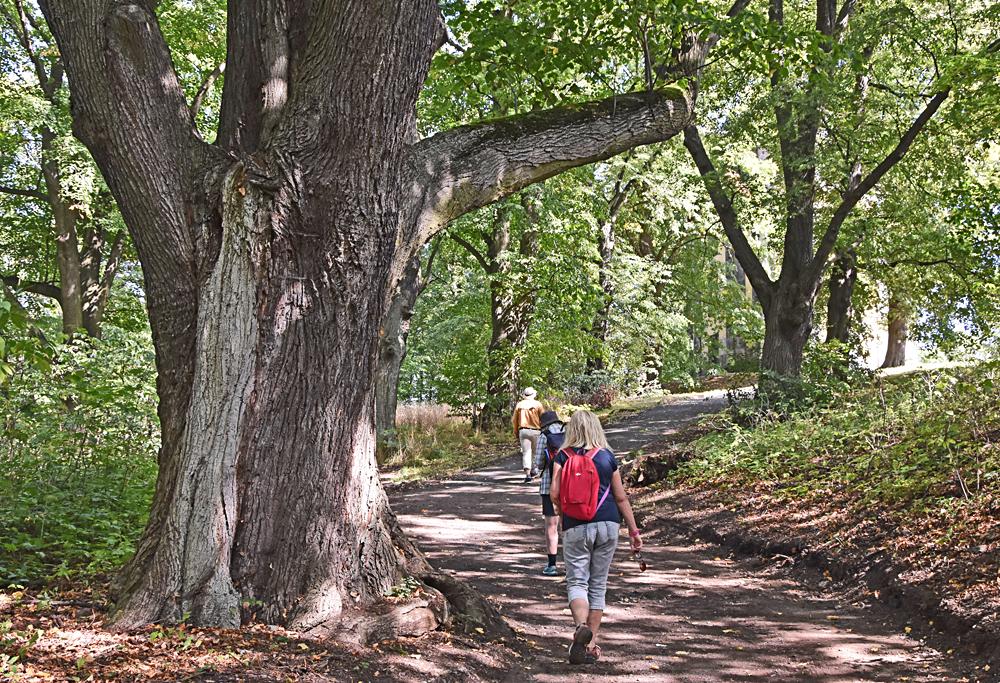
[{"xmin": 522, "ymin": 387, "xmax": 537, "ymax": 399}]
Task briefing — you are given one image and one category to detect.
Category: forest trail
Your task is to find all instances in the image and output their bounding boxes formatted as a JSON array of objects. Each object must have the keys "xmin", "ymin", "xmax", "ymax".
[{"xmin": 392, "ymin": 392, "xmax": 974, "ymax": 682}]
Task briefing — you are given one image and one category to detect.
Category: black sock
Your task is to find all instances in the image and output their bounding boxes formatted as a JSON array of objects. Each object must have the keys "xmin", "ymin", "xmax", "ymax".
[{"xmin": 547, "ymin": 554, "xmax": 557, "ymax": 566}]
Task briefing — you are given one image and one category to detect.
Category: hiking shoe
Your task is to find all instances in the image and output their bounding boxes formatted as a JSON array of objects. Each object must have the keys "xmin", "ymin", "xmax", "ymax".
[
  {"xmin": 542, "ymin": 565, "xmax": 559, "ymax": 576},
  {"xmin": 523, "ymin": 475, "xmax": 532, "ymax": 483},
  {"xmin": 568, "ymin": 624, "xmax": 593, "ymax": 664}
]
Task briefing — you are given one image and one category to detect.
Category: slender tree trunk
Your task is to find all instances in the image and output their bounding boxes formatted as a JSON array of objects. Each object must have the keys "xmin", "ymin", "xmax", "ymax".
[
  {"xmin": 40, "ymin": 131, "xmax": 85, "ymax": 335},
  {"xmin": 477, "ymin": 193, "xmax": 541, "ymax": 428},
  {"xmin": 588, "ymin": 212, "xmax": 615, "ymax": 372},
  {"xmin": 375, "ymin": 256, "xmax": 420, "ymax": 444},
  {"xmin": 881, "ymin": 292, "xmax": 908, "ymax": 368},
  {"xmin": 825, "ymin": 248, "xmax": 857, "ymax": 344}
]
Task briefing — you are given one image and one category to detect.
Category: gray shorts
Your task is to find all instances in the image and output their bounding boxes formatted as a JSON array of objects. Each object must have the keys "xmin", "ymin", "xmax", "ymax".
[{"xmin": 562, "ymin": 520, "xmax": 620, "ymax": 610}]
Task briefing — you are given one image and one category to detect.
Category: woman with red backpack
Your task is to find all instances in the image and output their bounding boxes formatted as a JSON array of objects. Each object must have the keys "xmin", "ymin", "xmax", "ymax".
[{"xmin": 549, "ymin": 409, "xmax": 643, "ymax": 665}]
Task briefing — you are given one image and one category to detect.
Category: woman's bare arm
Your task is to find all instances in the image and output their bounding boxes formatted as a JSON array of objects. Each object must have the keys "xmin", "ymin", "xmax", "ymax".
[{"xmin": 611, "ymin": 471, "xmax": 642, "ymax": 550}]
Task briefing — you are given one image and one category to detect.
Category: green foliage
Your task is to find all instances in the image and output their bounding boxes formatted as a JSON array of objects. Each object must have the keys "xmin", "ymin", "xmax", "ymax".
[
  {"xmin": 727, "ymin": 341, "xmax": 874, "ymax": 427},
  {"xmin": 679, "ymin": 363, "xmax": 1000, "ymax": 513},
  {"xmin": 385, "ymin": 576, "xmax": 423, "ymax": 600},
  {"xmin": 0, "ymin": 326, "xmax": 158, "ymax": 586}
]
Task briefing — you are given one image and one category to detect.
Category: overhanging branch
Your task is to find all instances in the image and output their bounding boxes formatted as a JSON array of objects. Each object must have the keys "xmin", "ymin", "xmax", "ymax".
[
  {"xmin": 2, "ymin": 274, "xmax": 62, "ymax": 302},
  {"xmin": 406, "ymin": 88, "xmax": 694, "ymax": 261},
  {"xmin": 0, "ymin": 184, "xmax": 48, "ymax": 202}
]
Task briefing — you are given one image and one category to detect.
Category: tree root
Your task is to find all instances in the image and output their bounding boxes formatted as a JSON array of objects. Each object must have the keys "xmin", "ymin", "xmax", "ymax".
[{"xmin": 385, "ymin": 506, "xmax": 513, "ymax": 642}]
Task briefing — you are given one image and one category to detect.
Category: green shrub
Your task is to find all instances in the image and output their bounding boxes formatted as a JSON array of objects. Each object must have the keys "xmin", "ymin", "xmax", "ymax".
[
  {"xmin": 678, "ymin": 362, "xmax": 999, "ymax": 513},
  {"xmin": 0, "ymin": 326, "xmax": 159, "ymax": 586}
]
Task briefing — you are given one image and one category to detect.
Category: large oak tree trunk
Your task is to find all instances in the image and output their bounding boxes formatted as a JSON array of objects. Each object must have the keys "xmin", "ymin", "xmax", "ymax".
[{"xmin": 41, "ymin": 0, "xmax": 695, "ymax": 633}]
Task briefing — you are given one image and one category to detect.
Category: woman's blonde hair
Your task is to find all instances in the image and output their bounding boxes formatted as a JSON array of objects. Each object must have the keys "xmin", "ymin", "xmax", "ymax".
[{"xmin": 563, "ymin": 409, "xmax": 610, "ymax": 450}]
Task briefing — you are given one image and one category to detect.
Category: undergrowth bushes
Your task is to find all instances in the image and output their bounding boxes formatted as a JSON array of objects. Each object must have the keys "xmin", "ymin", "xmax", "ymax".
[
  {"xmin": 0, "ymin": 327, "xmax": 159, "ymax": 587},
  {"xmin": 677, "ymin": 361, "xmax": 999, "ymax": 514}
]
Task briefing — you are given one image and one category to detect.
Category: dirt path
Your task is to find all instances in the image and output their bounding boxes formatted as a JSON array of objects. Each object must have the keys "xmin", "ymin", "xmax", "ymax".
[{"xmin": 392, "ymin": 392, "xmax": 977, "ymax": 682}]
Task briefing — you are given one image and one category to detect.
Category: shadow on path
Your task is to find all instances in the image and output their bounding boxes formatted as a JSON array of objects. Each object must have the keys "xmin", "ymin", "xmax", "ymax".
[{"xmin": 392, "ymin": 392, "xmax": 968, "ymax": 682}]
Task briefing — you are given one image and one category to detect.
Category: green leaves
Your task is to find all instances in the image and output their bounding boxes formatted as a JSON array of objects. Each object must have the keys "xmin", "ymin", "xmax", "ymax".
[{"xmin": 0, "ymin": 325, "xmax": 158, "ymax": 586}]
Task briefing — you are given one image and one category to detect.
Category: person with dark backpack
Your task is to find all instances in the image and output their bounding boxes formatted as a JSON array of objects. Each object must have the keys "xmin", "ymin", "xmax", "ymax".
[
  {"xmin": 535, "ymin": 410, "xmax": 565, "ymax": 576},
  {"xmin": 550, "ymin": 409, "xmax": 642, "ymax": 665}
]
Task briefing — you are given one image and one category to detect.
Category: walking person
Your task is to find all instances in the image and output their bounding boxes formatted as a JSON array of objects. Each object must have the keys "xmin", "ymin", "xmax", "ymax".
[
  {"xmin": 550, "ymin": 409, "xmax": 643, "ymax": 665},
  {"xmin": 535, "ymin": 410, "xmax": 566, "ymax": 575},
  {"xmin": 512, "ymin": 387, "xmax": 544, "ymax": 483}
]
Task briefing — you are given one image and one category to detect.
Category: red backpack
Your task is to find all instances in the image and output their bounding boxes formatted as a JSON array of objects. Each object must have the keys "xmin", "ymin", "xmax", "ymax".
[{"xmin": 558, "ymin": 447, "xmax": 611, "ymax": 520}]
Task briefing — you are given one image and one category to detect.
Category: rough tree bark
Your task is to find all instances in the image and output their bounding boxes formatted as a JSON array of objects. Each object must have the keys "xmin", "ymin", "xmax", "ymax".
[
  {"xmin": 881, "ymin": 291, "xmax": 908, "ymax": 368},
  {"xmin": 683, "ymin": 0, "xmax": 952, "ymax": 379},
  {"xmin": 825, "ymin": 248, "xmax": 857, "ymax": 344},
  {"xmin": 39, "ymin": 0, "xmax": 697, "ymax": 634},
  {"xmin": 0, "ymin": 5, "xmax": 125, "ymax": 337}
]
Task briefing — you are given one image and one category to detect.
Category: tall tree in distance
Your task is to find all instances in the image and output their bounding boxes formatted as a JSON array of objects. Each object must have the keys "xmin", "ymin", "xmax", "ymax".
[
  {"xmin": 36, "ymin": 0, "xmax": 742, "ymax": 634},
  {"xmin": 683, "ymin": 0, "xmax": 997, "ymax": 379},
  {"xmin": 0, "ymin": 1, "xmax": 127, "ymax": 336},
  {"xmin": 450, "ymin": 189, "xmax": 542, "ymax": 428}
]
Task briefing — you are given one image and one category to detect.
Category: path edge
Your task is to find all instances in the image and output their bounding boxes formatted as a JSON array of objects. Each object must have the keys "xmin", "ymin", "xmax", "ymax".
[{"xmin": 642, "ymin": 490, "xmax": 1000, "ymax": 665}]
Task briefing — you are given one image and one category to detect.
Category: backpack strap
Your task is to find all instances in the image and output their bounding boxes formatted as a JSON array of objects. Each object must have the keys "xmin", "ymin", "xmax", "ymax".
[{"xmin": 586, "ymin": 448, "xmax": 612, "ymax": 511}]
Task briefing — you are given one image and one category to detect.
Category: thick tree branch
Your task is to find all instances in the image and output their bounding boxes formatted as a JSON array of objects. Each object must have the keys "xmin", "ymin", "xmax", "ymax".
[
  {"xmin": 405, "ymin": 89, "xmax": 694, "ymax": 264},
  {"xmin": 682, "ymin": 125, "xmax": 775, "ymax": 301},
  {"xmin": 0, "ymin": 184, "xmax": 48, "ymax": 202},
  {"xmin": 808, "ymin": 89, "xmax": 951, "ymax": 284},
  {"xmin": 2, "ymin": 274, "xmax": 62, "ymax": 302}
]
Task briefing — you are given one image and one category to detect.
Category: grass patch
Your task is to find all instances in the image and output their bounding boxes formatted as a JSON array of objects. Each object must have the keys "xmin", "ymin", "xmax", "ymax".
[
  {"xmin": 379, "ymin": 403, "xmax": 511, "ymax": 484},
  {"xmin": 0, "ymin": 330, "xmax": 159, "ymax": 588},
  {"xmin": 675, "ymin": 363, "xmax": 1000, "ymax": 514}
]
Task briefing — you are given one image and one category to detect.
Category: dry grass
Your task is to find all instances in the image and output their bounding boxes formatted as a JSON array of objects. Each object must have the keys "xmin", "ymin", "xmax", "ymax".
[
  {"xmin": 380, "ymin": 403, "xmax": 510, "ymax": 484},
  {"xmin": 395, "ymin": 403, "xmax": 462, "ymax": 430}
]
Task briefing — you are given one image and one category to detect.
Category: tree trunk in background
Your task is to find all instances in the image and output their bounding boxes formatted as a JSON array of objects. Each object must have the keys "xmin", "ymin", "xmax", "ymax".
[
  {"xmin": 474, "ymin": 192, "xmax": 541, "ymax": 428},
  {"xmin": 881, "ymin": 293, "xmax": 908, "ymax": 368},
  {"xmin": 376, "ymin": 256, "xmax": 420, "ymax": 445},
  {"xmin": 450, "ymin": 196, "xmax": 540, "ymax": 429},
  {"xmin": 42, "ymin": 0, "xmax": 695, "ymax": 633},
  {"xmin": 0, "ymin": 16, "xmax": 127, "ymax": 339},
  {"xmin": 682, "ymin": 2, "xmax": 949, "ymax": 383},
  {"xmin": 825, "ymin": 248, "xmax": 857, "ymax": 344},
  {"xmin": 375, "ymin": 240, "xmax": 439, "ymax": 447},
  {"xmin": 588, "ymin": 173, "xmax": 634, "ymax": 371},
  {"xmin": 760, "ymin": 281, "xmax": 814, "ymax": 378}
]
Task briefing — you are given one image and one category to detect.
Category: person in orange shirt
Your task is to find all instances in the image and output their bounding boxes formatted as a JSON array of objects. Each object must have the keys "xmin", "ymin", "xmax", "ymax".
[{"xmin": 512, "ymin": 387, "xmax": 544, "ymax": 483}]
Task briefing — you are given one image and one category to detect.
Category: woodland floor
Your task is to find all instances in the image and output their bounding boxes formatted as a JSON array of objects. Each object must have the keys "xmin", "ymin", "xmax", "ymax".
[{"xmin": 3, "ymin": 391, "xmax": 996, "ymax": 681}]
